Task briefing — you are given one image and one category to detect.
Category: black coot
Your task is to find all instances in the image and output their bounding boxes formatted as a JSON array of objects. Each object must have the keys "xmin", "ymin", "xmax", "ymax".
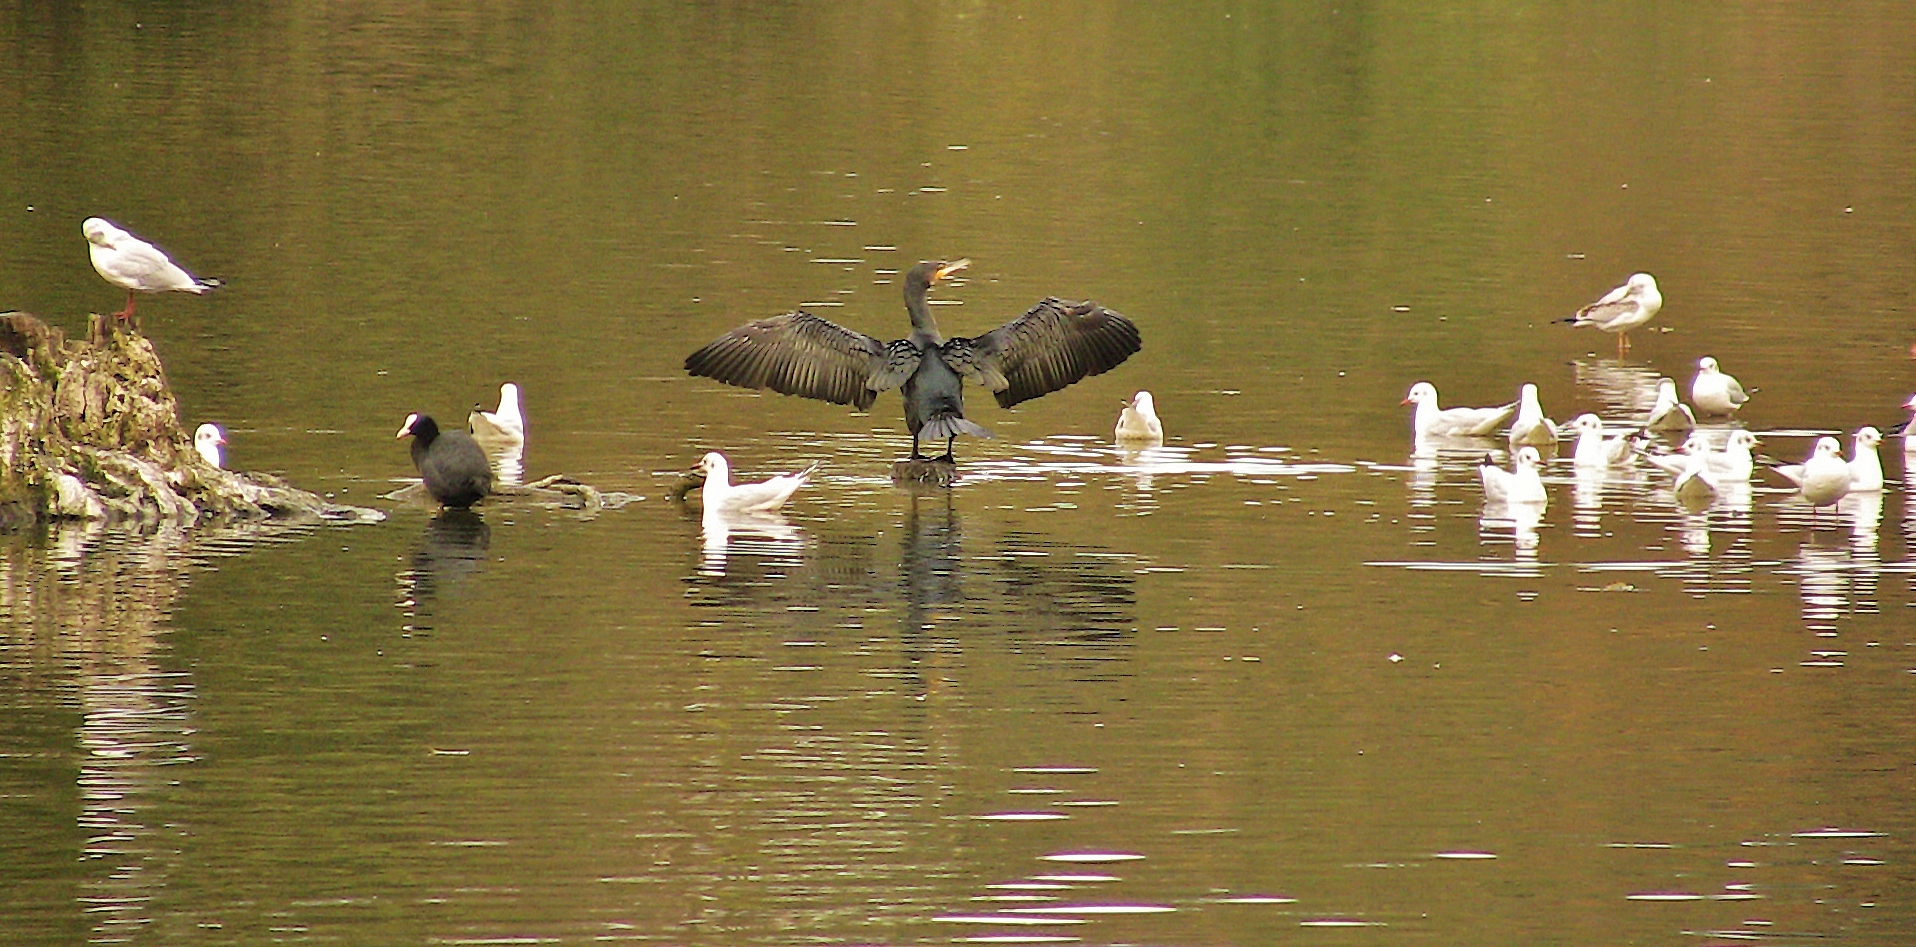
[{"xmin": 396, "ymin": 413, "xmax": 491, "ymax": 507}]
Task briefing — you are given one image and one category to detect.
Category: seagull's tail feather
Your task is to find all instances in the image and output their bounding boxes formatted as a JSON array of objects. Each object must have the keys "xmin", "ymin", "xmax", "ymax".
[
  {"xmin": 921, "ymin": 414, "xmax": 992, "ymax": 441},
  {"xmin": 193, "ymin": 277, "xmax": 224, "ymax": 292}
]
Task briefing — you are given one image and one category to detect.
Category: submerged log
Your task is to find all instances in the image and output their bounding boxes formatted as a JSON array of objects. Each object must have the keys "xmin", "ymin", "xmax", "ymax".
[{"xmin": 0, "ymin": 311, "xmax": 380, "ymax": 528}]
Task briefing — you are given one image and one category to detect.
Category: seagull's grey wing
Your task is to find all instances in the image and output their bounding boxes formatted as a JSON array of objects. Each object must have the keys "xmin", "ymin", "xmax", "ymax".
[
  {"xmin": 1575, "ymin": 295, "xmax": 1637, "ymax": 329},
  {"xmin": 943, "ymin": 297, "xmax": 1141, "ymax": 409},
  {"xmin": 685, "ymin": 310, "xmax": 908, "ymax": 410},
  {"xmin": 1724, "ymin": 376, "xmax": 1749, "ymax": 405},
  {"xmin": 115, "ymin": 238, "xmax": 203, "ymax": 292}
]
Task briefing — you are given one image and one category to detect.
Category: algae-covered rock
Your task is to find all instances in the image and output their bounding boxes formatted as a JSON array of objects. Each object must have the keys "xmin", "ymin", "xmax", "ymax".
[{"xmin": 0, "ymin": 311, "xmax": 380, "ymax": 528}]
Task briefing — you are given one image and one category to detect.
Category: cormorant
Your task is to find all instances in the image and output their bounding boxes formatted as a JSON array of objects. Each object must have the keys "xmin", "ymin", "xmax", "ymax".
[{"xmin": 684, "ymin": 259, "xmax": 1140, "ymax": 461}]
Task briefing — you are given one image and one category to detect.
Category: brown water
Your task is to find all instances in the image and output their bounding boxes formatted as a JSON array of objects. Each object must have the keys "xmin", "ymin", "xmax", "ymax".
[{"xmin": 5, "ymin": 3, "xmax": 1916, "ymax": 945}]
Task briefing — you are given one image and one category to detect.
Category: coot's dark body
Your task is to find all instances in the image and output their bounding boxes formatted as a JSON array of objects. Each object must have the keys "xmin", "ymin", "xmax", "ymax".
[{"xmin": 397, "ymin": 413, "xmax": 491, "ymax": 507}]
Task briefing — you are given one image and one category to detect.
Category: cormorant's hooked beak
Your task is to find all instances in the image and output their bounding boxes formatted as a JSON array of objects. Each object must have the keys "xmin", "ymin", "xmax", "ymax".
[{"xmin": 934, "ymin": 259, "xmax": 970, "ymax": 282}]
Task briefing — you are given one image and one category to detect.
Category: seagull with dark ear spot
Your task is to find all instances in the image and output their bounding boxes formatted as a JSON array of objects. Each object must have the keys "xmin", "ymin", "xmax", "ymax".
[
  {"xmin": 83, "ymin": 217, "xmax": 222, "ymax": 321},
  {"xmin": 685, "ymin": 259, "xmax": 1140, "ymax": 463},
  {"xmin": 396, "ymin": 413, "xmax": 491, "ymax": 508}
]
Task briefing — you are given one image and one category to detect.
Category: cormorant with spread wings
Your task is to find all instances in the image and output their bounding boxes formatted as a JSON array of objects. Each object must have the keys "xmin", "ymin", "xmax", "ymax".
[{"xmin": 684, "ymin": 259, "xmax": 1141, "ymax": 461}]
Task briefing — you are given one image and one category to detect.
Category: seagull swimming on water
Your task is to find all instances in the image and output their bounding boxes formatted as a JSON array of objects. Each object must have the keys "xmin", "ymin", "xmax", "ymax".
[
  {"xmin": 1642, "ymin": 430, "xmax": 1757, "ymax": 482},
  {"xmin": 1116, "ymin": 390, "xmax": 1163, "ymax": 444},
  {"xmin": 1480, "ymin": 446, "xmax": 1548, "ymax": 506},
  {"xmin": 1507, "ymin": 383, "xmax": 1560, "ymax": 448},
  {"xmin": 692, "ymin": 452, "xmax": 816, "ymax": 515},
  {"xmin": 1846, "ymin": 426, "xmax": 1884, "ymax": 492},
  {"xmin": 1563, "ymin": 273, "xmax": 1661, "ymax": 353},
  {"xmin": 1691, "ymin": 357, "xmax": 1749, "ymax": 416},
  {"xmin": 1644, "ymin": 377, "xmax": 1696, "ymax": 433},
  {"xmin": 1402, "ymin": 382, "xmax": 1517, "ymax": 439},
  {"xmin": 83, "ymin": 217, "xmax": 222, "ymax": 321},
  {"xmin": 1569, "ymin": 414, "xmax": 1639, "ymax": 468},
  {"xmin": 469, "ymin": 382, "xmax": 526, "ymax": 444}
]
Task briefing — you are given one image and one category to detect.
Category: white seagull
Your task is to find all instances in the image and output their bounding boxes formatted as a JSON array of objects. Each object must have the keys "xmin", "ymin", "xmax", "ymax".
[
  {"xmin": 1507, "ymin": 383, "xmax": 1560, "ymax": 447},
  {"xmin": 1770, "ymin": 437, "xmax": 1851, "ymax": 507},
  {"xmin": 1480, "ymin": 446, "xmax": 1547, "ymax": 505},
  {"xmin": 83, "ymin": 217, "xmax": 222, "ymax": 320},
  {"xmin": 1691, "ymin": 357, "xmax": 1749, "ymax": 416},
  {"xmin": 194, "ymin": 423, "xmax": 226, "ymax": 468},
  {"xmin": 1673, "ymin": 447, "xmax": 1720, "ymax": 502},
  {"xmin": 692, "ymin": 452, "xmax": 816, "ymax": 515},
  {"xmin": 1847, "ymin": 426, "xmax": 1883, "ymax": 491},
  {"xmin": 1564, "ymin": 273, "xmax": 1662, "ymax": 353},
  {"xmin": 469, "ymin": 382, "xmax": 526, "ymax": 444},
  {"xmin": 1641, "ymin": 430, "xmax": 1757, "ymax": 482},
  {"xmin": 1403, "ymin": 382, "xmax": 1517, "ymax": 439},
  {"xmin": 1115, "ymin": 390, "xmax": 1163, "ymax": 444},
  {"xmin": 1644, "ymin": 377, "xmax": 1696, "ymax": 433},
  {"xmin": 1899, "ymin": 394, "xmax": 1916, "ymax": 454},
  {"xmin": 1569, "ymin": 414, "xmax": 1639, "ymax": 468}
]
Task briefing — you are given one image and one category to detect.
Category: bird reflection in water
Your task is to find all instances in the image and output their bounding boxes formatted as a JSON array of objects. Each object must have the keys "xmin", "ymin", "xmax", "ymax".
[
  {"xmin": 1571, "ymin": 358, "xmax": 1662, "ymax": 419},
  {"xmin": 475, "ymin": 437, "xmax": 524, "ymax": 487},
  {"xmin": 699, "ymin": 509, "xmax": 808, "ymax": 578},
  {"xmin": 398, "ymin": 509, "xmax": 491, "ymax": 621}
]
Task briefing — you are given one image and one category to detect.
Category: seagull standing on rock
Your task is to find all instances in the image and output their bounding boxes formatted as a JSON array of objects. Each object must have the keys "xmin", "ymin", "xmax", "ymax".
[{"xmin": 83, "ymin": 217, "xmax": 222, "ymax": 321}]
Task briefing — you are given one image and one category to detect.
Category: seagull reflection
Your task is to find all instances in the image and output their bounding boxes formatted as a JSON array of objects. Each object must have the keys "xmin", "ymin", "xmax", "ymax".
[
  {"xmin": 475, "ymin": 437, "xmax": 524, "ymax": 486},
  {"xmin": 1115, "ymin": 443, "xmax": 1185, "ymax": 500},
  {"xmin": 1478, "ymin": 500, "xmax": 1542, "ymax": 563},
  {"xmin": 700, "ymin": 509, "xmax": 808, "ymax": 577},
  {"xmin": 1572, "ymin": 357, "xmax": 1661, "ymax": 419},
  {"xmin": 399, "ymin": 509, "xmax": 491, "ymax": 612},
  {"xmin": 1840, "ymin": 489, "xmax": 1883, "ymax": 556}
]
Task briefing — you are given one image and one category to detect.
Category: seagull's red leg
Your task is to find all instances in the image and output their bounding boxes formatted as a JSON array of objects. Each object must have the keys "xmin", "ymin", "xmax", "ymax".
[{"xmin": 114, "ymin": 291, "xmax": 136, "ymax": 321}]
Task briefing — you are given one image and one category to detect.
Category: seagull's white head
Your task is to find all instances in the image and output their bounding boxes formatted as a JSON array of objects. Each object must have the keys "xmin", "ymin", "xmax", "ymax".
[
  {"xmin": 1628, "ymin": 273, "xmax": 1657, "ymax": 293},
  {"xmin": 1572, "ymin": 413, "xmax": 1603, "ymax": 434},
  {"xmin": 695, "ymin": 452, "xmax": 730, "ymax": 479},
  {"xmin": 1814, "ymin": 437, "xmax": 1842, "ymax": 460},
  {"xmin": 194, "ymin": 423, "xmax": 226, "ymax": 467},
  {"xmin": 1514, "ymin": 446, "xmax": 1542, "ymax": 469},
  {"xmin": 1131, "ymin": 391, "xmax": 1155, "ymax": 414},
  {"xmin": 1697, "ymin": 356, "xmax": 1720, "ymax": 373},
  {"xmin": 82, "ymin": 217, "xmax": 120, "ymax": 249},
  {"xmin": 1403, "ymin": 382, "xmax": 1438, "ymax": 406},
  {"xmin": 1725, "ymin": 430, "xmax": 1758, "ymax": 451},
  {"xmin": 1855, "ymin": 426, "xmax": 1881, "ymax": 448}
]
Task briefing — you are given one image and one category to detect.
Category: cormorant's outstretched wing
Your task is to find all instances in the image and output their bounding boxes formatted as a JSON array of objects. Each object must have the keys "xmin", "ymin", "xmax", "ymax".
[
  {"xmin": 685, "ymin": 311, "xmax": 920, "ymax": 410},
  {"xmin": 943, "ymin": 297, "xmax": 1141, "ymax": 408}
]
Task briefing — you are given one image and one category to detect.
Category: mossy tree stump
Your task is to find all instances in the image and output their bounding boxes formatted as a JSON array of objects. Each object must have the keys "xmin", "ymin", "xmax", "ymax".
[{"xmin": 0, "ymin": 311, "xmax": 376, "ymax": 529}]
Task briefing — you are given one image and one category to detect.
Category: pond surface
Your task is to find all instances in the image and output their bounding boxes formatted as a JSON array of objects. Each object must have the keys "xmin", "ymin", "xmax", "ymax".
[{"xmin": 5, "ymin": 3, "xmax": 1916, "ymax": 944}]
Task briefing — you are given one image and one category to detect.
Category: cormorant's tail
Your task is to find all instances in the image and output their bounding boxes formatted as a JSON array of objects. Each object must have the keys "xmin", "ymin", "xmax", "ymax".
[{"xmin": 921, "ymin": 414, "xmax": 992, "ymax": 441}]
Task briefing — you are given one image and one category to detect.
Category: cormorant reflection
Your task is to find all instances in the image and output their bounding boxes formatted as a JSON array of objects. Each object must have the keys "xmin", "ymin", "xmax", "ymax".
[{"xmin": 683, "ymin": 487, "xmax": 1137, "ymax": 673}]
